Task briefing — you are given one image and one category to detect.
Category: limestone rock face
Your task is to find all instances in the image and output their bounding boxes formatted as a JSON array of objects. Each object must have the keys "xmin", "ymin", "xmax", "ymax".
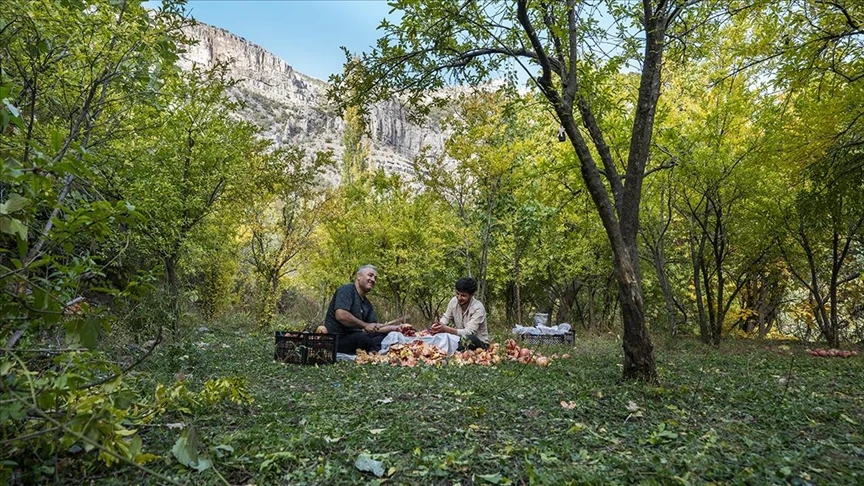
[{"xmin": 179, "ymin": 22, "xmax": 446, "ymax": 179}]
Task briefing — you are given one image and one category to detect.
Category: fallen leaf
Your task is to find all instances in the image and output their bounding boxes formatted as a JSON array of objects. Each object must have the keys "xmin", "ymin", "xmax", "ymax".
[
  {"xmin": 477, "ymin": 472, "xmax": 504, "ymax": 484},
  {"xmin": 171, "ymin": 427, "xmax": 211, "ymax": 472},
  {"xmin": 375, "ymin": 397, "xmax": 394, "ymax": 404},
  {"xmin": 355, "ymin": 453, "xmax": 385, "ymax": 477},
  {"xmin": 626, "ymin": 401, "xmax": 640, "ymax": 412},
  {"xmin": 540, "ymin": 452, "xmax": 559, "ymax": 463},
  {"xmin": 369, "ymin": 428, "xmax": 385, "ymax": 435},
  {"xmin": 840, "ymin": 414, "xmax": 859, "ymax": 425},
  {"xmin": 214, "ymin": 444, "xmax": 234, "ymax": 458}
]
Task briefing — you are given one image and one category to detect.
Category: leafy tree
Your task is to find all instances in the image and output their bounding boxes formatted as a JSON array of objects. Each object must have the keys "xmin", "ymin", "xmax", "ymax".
[
  {"xmin": 107, "ymin": 65, "xmax": 268, "ymax": 334},
  {"xmin": 242, "ymin": 147, "xmax": 332, "ymax": 327},
  {"xmin": 0, "ymin": 0, "xmax": 196, "ymax": 479},
  {"xmin": 435, "ymin": 90, "xmax": 524, "ymax": 309},
  {"xmin": 778, "ymin": 139, "xmax": 864, "ymax": 347},
  {"xmin": 306, "ymin": 170, "xmax": 461, "ymax": 322},
  {"xmin": 639, "ymin": 171, "xmax": 688, "ymax": 337},
  {"xmin": 745, "ymin": 0, "xmax": 864, "ymax": 345},
  {"xmin": 342, "ymin": 105, "xmax": 370, "ymax": 184}
]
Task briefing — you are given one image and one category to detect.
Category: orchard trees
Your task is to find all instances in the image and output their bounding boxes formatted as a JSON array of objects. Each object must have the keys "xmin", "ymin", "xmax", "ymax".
[
  {"xmin": 657, "ymin": 59, "xmax": 779, "ymax": 345},
  {"xmin": 307, "ymin": 172, "xmax": 461, "ymax": 321},
  {"xmin": 0, "ymin": 1, "xmax": 300, "ymax": 476},
  {"xmin": 330, "ymin": 0, "xmax": 725, "ymax": 382},
  {"xmin": 1, "ymin": 0, "xmax": 188, "ymax": 341},
  {"xmin": 780, "ymin": 151, "xmax": 864, "ymax": 347},
  {"xmin": 242, "ymin": 147, "xmax": 332, "ymax": 327},
  {"xmin": 108, "ymin": 65, "xmax": 270, "ymax": 334},
  {"xmin": 749, "ymin": 0, "xmax": 864, "ymax": 345}
]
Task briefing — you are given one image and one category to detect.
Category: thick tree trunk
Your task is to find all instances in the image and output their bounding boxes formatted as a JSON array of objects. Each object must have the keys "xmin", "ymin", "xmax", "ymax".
[
  {"xmin": 515, "ymin": 0, "xmax": 672, "ymax": 382},
  {"xmin": 616, "ymin": 248, "xmax": 658, "ymax": 382}
]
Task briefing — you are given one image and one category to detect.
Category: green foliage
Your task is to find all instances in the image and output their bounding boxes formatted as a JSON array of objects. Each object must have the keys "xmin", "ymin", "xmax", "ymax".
[
  {"xmin": 4, "ymin": 0, "xmax": 864, "ymax": 481},
  {"xmin": 2, "ymin": 351, "xmax": 153, "ymax": 476},
  {"xmin": 195, "ymin": 251, "xmax": 240, "ymax": 322},
  {"xmin": 307, "ymin": 170, "xmax": 463, "ymax": 320},
  {"xmin": 0, "ymin": 0, "xmax": 278, "ymax": 481},
  {"xmin": 241, "ymin": 147, "xmax": 332, "ymax": 328},
  {"xmin": 152, "ymin": 376, "xmax": 253, "ymax": 416}
]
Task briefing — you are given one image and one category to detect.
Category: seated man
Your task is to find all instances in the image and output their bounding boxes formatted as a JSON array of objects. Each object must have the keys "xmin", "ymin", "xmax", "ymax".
[
  {"xmin": 430, "ymin": 277, "xmax": 489, "ymax": 350},
  {"xmin": 324, "ymin": 264, "xmax": 408, "ymax": 354}
]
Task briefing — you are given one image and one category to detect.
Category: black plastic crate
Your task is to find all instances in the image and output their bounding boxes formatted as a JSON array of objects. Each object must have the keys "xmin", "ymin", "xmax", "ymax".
[
  {"xmin": 274, "ymin": 331, "xmax": 338, "ymax": 365},
  {"xmin": 516, "ymin": 331, "xmax": 575, "ymax": 346}
]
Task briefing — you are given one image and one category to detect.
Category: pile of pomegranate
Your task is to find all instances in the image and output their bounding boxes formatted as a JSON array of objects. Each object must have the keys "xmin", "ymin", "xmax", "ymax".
[
  {"xmin": 503, "ymin": 339, "xmax": 568, "ymax": 367},
  {"xmin": 355, "ymin": 338, "xmax": 569, "ymax": 367},
  {"xmin": 356, "ymin": 341, "xmax": 448, "ymax": 366},
  {"xmin": 806, "ymin": 348, "xmax": 859, "ymax": 358},
  {"xmin": 450, "ymin": 343, "xmax": 503, "ymax": 366}
]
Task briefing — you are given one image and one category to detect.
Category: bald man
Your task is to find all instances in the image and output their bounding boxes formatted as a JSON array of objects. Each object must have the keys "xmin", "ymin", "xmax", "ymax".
[{"xmin": 324, "ymin": 265, "xmax": 409, "ymax": 353}]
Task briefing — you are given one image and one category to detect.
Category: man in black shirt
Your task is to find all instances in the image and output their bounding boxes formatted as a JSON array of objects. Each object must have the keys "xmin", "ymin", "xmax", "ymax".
[{"xmin": 324, "ymin": 265, "xmax": 408, "ymax": 353}]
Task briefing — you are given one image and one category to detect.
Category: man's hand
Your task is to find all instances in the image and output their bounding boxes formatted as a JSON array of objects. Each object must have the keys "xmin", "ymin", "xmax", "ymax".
[
  {"xmin": 364, "ymin": 323, "xmax": 382, "ymax": 333},
  {"xmin": 430, "ymin": 321, "xmax": 453, "ymax": 335}
]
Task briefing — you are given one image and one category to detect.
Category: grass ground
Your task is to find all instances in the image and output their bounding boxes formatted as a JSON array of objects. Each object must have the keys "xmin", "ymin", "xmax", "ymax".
[{"xmin": 98, "ymin": 325, "xmax": 863, "ymax": 485}]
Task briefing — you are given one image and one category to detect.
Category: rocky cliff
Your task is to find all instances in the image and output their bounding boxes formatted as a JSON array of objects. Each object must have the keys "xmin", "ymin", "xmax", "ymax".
[{"xmin": 179, "ymin": 22, "xmax": 447, "ymax": 179}]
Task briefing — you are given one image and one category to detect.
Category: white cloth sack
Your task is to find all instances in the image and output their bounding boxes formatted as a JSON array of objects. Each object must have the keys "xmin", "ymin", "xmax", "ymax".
[
  {"xmin": 511, "ymin": 325, "xmax": 542, "ymax": 335},
  {"xmin": 512, "ymin": 323, "xmax": 572, "ymax": 336},
  {"xmin": 378, "ymin": 331, "xmax": 461, "ymax": 356}
]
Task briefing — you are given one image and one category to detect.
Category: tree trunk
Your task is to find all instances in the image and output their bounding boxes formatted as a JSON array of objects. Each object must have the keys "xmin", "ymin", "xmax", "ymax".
[
  {"xmin": 555, "ymin": 279, "xmax": 582, "ymax": 325},
  {"xmin": 514, "ymin": 0, "xmax": 674, "ymax": 382},
  {"xmin": 616, "ymin": 251, "xmax": 657, "ymax": 381},
  {"xmin": 504, "ymin": 281, "xmax": 516, "ymax": 325},
  {"xmin": 165, "ymin": 254, "xmax": 180, "ymax": 337},
  {"xmin": 650, "ymin": 239, "xmax": 683, "ymax": 336},
  {"xmin": 690, "ymin": 231, "xmax": 710, "ymax": 344},
  {"xmin": 515, "ymin": 257, "xmax": 522, "ymax": 327},
  {"xmin": 477, "ymin": 180, "xmax": 497, "ymax": 306}
]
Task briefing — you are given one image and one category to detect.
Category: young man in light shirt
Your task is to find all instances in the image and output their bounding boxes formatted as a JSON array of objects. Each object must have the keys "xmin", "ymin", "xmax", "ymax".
[{"xmin": 430, "ymin": 277, "xmax": 489, "ymax": 350}]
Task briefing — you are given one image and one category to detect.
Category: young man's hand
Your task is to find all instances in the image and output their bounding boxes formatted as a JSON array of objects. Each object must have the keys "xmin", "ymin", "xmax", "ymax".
[{"xmin": 430, "ymin": 321, "xmax": 454, "ymax": 335}]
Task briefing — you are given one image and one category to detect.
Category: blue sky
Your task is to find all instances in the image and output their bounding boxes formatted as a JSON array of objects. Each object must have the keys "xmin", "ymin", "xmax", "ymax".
[{"xmin": 151, "ymin": 1, "xmax": 398, "ymax": 81}]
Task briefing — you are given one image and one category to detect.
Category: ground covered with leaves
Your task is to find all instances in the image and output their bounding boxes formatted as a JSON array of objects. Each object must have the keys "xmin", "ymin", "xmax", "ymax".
[{"xmin": 89, "ymin": 328, "xmax": 864, "ymax": 485}]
